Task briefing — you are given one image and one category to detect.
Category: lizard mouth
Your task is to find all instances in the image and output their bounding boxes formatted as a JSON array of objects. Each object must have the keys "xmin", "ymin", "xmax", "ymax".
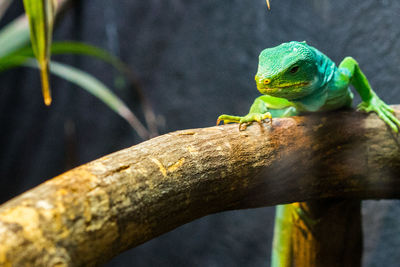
[
  {"xmin": 258, "ymin": 82, "xmax": 310, "ymax": 91},
  {"xmin": 274, "ymin": 82, "xmax": 310, "ymax": 88}
]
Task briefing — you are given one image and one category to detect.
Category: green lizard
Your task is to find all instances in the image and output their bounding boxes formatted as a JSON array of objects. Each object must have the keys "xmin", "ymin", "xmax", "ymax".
[{"xmin": 217, "ymin": 41, "xmax": 400, "ymax": 267}]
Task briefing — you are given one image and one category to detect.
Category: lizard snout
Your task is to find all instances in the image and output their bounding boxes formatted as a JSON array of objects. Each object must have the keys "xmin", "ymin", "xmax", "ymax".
[{"xmin": 255, "ymin": 75, "xmax": 271, "ymax": 87}]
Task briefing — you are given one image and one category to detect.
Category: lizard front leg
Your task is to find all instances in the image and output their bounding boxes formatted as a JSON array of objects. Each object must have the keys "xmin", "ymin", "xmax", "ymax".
[
  {"xmin": 338, "ymin": 57, "xmax": 400, "ymax": 132},
  {"xmin": 217, "ymin": 95, "xmax": 297, "ymax": 130}
]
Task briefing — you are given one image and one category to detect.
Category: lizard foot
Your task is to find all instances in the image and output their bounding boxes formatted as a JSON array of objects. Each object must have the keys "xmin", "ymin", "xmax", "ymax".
[
  {"xmin": 217, "ymin": 112, "xmax": 272, "ymax": 131},
  {"xmin": 357, "ymin": 92, "xmax": 400, "ymax": 133},
  {"xmin": 239, "ymin": 112, "xmax": 272, "ymax": 131}
]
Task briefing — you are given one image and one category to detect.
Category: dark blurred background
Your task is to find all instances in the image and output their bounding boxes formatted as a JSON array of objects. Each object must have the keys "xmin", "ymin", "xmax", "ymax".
[{"xmin": 1, "ymin": 0, "xmax": 400, "ymax": 266}]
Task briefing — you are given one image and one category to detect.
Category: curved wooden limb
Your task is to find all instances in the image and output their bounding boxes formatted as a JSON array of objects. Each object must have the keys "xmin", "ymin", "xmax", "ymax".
[{"xmin": 1, "ymin": 107, "xmax": 400, "ymax": 266}]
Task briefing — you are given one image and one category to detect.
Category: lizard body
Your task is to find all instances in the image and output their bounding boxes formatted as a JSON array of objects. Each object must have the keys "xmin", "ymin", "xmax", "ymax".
[{"xmin": 217, "ymin": 41, "xmax": 400, "ymax": 267}]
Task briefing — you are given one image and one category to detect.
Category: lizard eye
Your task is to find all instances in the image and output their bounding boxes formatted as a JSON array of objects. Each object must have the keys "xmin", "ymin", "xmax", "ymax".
[
  {"xmin": 263, "ymin": 79, "xmax": 271, "ymax": 85},
  {"xmin": 289, "ymin": 66, "xmax": 299, "ymax": 74}
]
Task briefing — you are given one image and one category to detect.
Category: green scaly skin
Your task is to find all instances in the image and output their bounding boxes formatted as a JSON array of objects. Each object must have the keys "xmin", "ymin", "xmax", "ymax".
[{"xmin": 217, "ymin": 41, "xmax": 400, "ymax": 267}]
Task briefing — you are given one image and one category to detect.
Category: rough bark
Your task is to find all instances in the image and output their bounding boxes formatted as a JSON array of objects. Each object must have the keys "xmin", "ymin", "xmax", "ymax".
[
  {"xmin": 1, "ymin": 107, "xmax": 400, "ymax": 266},
  {"xmin": 291, "ymin": 200, "xmax": 362, "ymax": 267}
]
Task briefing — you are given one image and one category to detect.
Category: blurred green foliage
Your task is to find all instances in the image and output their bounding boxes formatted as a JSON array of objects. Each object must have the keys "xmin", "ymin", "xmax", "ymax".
[{"xmin": 0, "ymin": 0, "xmax": 150, "ymax": 139}]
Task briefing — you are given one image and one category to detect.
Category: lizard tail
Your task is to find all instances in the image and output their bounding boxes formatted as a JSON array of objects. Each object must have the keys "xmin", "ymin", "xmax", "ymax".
[{"xmin": 271, "ymin": 204, "xmax": 293, "ymax": 267}]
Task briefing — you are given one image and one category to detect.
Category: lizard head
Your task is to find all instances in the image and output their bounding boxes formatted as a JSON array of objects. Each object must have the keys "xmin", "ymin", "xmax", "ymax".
[{"xmin": 255, "ymin": 41, "xmax": 321, "ymax": 100}]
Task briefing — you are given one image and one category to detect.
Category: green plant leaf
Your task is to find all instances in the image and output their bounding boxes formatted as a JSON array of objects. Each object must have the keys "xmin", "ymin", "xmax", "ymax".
[
  {"xmin": 0, "ymin": 41, "xmax": 126, "ymax": 71},
  {"xmin": 0, "ymin": 16, "xmax": 30, "ymax": 58},
  {"xmin": 50, "ymin": 41, "xmax": 128, "ymax": 73},
  {"xmin": 23, "ymin": 59, "xmax": 149, "ymax": 139},
  {"xmin": 23, "ymin": 0, "xmax": 56, "ymax": 105},
  {"xmin": 0, "ymin": 41, "xmax": 131, "ymax": 86},
  {"xmin": 49, "ymin": 41, "xmax": 133, "ymax": 88},
  {"xmin": 0, "ymin": 54, "xmax": 150, "ymax": 138},
  {"xmin": 49, "ymin": 41, "xmax": 132, "ymax": 89},
  {"xmin": 0, "ymin": 54, "xmax": 27, "ymax": 72}
]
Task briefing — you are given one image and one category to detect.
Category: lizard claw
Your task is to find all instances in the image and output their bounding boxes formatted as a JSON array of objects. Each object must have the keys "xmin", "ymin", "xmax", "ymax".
[{"xmin": 239, "ymin": 122, "xmax": 250, "ymax": 131}]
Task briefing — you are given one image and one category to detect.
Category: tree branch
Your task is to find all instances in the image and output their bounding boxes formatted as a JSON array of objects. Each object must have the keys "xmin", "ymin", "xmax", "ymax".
[{"xmin": 1, "ymin": 107, "xmax": 400, "ymax": 266}]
